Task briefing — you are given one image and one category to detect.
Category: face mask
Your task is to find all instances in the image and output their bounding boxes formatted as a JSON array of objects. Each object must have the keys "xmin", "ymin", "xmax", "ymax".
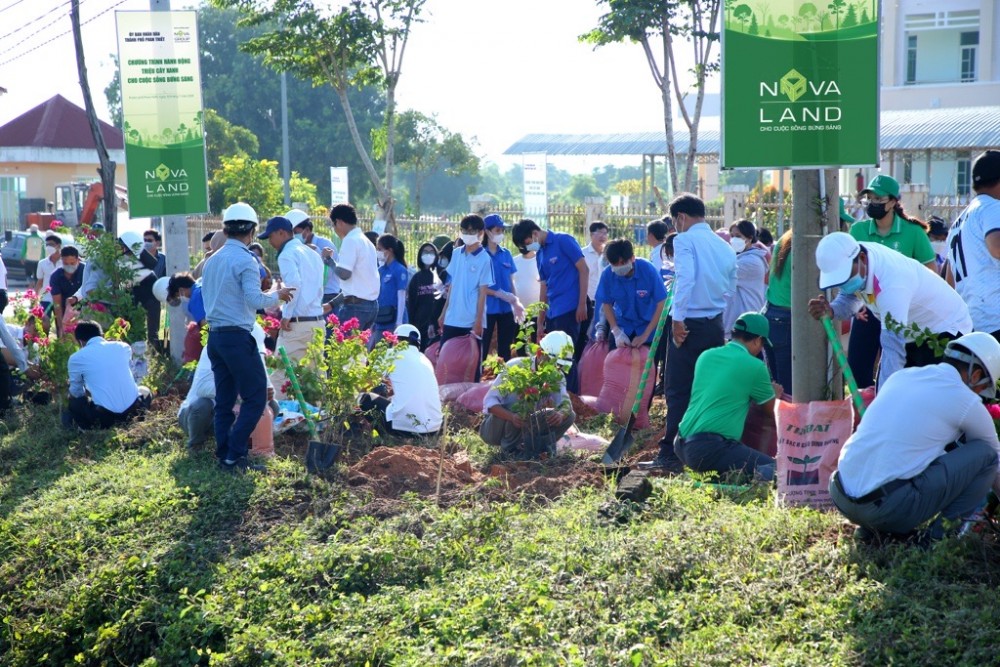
[
  {"xmin": 63, "ymin": 264, "xmax": 78, "ymax": 274},
  {"xmin": 294, "ymin": 233, "xmax": 305, "ymax": 243},
  {"xmin": 421, "ymin": 253, "xmax": 436, "ymax": 266},
  {"xmin": 611, "ymin": 262, "xmax": 633, "ymax": 276},
  {"xmin": 143, "ymin": 241, "xmax": 155, "ymax": 251},
  {"xmin": 662, "ymin": 257, "xmax": 674, "ymax": 270},
  {"xmin": 47, "ymin": 246, "xmax": 59, "ymax": 253},
  {"xmin": 491, "ymin": 232, "xmax": 504, "ymax": 244},
  {"xmin": 377, "ymin": 250, "xmax": 386, "ymax": 265},
  {"xmin": 460, "ymin": 233, "xmax": 481, "ymax": 246},
  {"xmin": 866, "ymin": 202, "xmax": 889, "ymax": 220},
  {"xmin": 730, "ymin": 237, "xmax": 747, "ymax": 253},
  {"xmin": 839, "ymin": 272, "xmax": 865, "ymax": 295},
  {"xmin": 525, "ymin": 241, "xmax": 541, "ymax": 253},
  {"xmin": 438, "ymin": 257, "xmax": 450, "ymax": 269},
  {"xmin": 931, "ymin": 241, "xmax": 947, "ymax": 256}
]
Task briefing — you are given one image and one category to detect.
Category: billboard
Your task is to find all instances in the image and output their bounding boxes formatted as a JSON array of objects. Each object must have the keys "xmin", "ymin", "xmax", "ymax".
[
  {"xmin": 116, "ymin": 10, "xmax": 209, "ymax": 217},
  {"xmin": 330, "ymin": 166, "xmax": 349, "ymax": 206},
  {"xmin": 721, "ymin": 0, "xmax": 879, "ymax": 169},
  {"xmin": 522, "ymin": 153, "xmax": 547, "ymax": 226}
]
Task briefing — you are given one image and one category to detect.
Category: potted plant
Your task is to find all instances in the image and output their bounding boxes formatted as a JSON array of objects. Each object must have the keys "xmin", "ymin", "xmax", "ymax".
[{"xmin": 283, "ymin": 315, "xmax": 403, "ymax": 471}]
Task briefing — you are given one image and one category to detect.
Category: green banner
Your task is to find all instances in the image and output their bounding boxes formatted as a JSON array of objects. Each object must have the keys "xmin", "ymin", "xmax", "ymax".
[
  {"xmin": 115, "ymin": 10, "xmax": 209, "ymax": 217},
  {"xmin": 721, "ymin": 0, "xmax": 879, "ymax": 169}
]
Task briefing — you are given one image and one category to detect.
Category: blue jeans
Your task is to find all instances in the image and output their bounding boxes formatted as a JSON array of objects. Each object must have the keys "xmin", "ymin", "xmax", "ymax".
[
  {"xmin": 208, "ymin": 328, "xmax": 267, "ymax": 463},
  {"xmin": 546, "ymin": 310, "xmax": 581, "ymax": 393},
  {"xmin": 764, "ymin": 303, "xmax": 792, "ymax": 396},
  {"xmin": 847, "ymin": 312, "xmax": 881, "ymax": 390},
  {"xmin": 336, "ymin": 299, "xmax": 379, "ymax": 333}
]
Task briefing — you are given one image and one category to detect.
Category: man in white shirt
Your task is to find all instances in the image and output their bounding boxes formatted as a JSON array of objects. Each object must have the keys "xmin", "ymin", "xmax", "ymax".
[
  {"xmin": 358, "ymin": 324, "xmax": 443, "ymax": 436},
  {"xmin": 0, "ymin": 251, "xmax": 8, "ymax": 314},
  {"xmin": 179, "ymin": 324, "xmax": 272, "ymax": 447},
  {"xmin": 65, "ymin": 320, "xmax": 148, "ymax": 429},
  {"xmin": 35, "ymin": 234, "xmax": 62, "ymax": 323},
  {"xmin": 329, "ymin": 203, "xmax": 379, "ymax": 330},
  {"xmin": 512, "ymin": 248, "xmax": 541, "ymax": 308},
  {"xmin": 580, "ymin": 222, "xmax": 608, "ymax": 359},
  {"xmin": 646, "ymin": 217, "xmax": 674, "ymax": 273},
  {"xmin": 287, "ymin": 209, "xmax": 342, "ymax": 302},
  {"xmin": 831, "ymin": 332, "xmax": 1000, "ymax": 544},
  {"xmin": 945, "ymin": 150, "xmax": 1000, "ymax": 342},
  {"xmin": 810, "ymin": 232, "xmax": 972, "ymax": 386},
  {"xmin": 258, "ymin": 216, "xmax": 326, "ymax": 397}
]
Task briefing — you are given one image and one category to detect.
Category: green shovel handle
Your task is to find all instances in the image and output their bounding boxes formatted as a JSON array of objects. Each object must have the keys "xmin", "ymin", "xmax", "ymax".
[
  {"xmin": 821, "ymin": 315, "xmax": 865, "ymax": 417},
  {"xmin": 278, "ymin": 345, "xmax": 318, "ymax": 438},
  {"xmin": 628, "ymin": 288, "xmax": 673, "ymax": 414}
]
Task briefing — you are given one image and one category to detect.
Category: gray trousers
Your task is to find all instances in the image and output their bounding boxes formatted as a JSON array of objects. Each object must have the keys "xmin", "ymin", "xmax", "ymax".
[
  {"xmin": 675, "ymin": 432, "xmax": 776, "ymax": 481},
  {"xmin": 178, "ymin": 397, "xmax": 215, "ymax": 447},
  {"xmin": 480, "ymin": 408, "xmax": 576, "ymax": 454},
  {"xmin": 830, "ymin": 439, "xmax": 998, "ymax": 536}
]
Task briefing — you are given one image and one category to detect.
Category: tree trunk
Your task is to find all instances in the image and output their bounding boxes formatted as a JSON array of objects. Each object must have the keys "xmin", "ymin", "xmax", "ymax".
[
  {"xmin": 333, "ymin": 84, "xmax": 391, "ymax": 226},
  {"xmin": 71, "ymin": 0, "xmax": 116, "ymax": 236},
  {"xmin": 382, "ymin": 76, "xmax": 398, "ymax": 234}
]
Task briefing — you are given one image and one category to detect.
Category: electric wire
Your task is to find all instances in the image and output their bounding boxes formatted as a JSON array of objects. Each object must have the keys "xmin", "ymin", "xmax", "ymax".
[
  {"xmin": 0, "ymin": 0, "xmax": 75, "ymax": 43},
  {"xmin": 0, "ymin": 0, "xmax": 129, "ymax": 68},
  {"xmin": 0, "ymin": 0, "xmax": 32, "ymax": 16}
]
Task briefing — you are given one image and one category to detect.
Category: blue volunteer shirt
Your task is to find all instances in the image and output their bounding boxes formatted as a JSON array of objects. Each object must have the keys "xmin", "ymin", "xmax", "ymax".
[
  {"xmin": 444, "ymin": 245, "xmax": 494, "ymax": 329},
  {"xmin": 186, "ymin": 281, "xmax": 206, "ymax": 324},
  {"xmin": 377, "ymin": 260, "xmax": 410, "ymax": 308},
  {"xmin": 537, "ymin": 231, "xmax": 584, "ymax": 319},
  {"xmin": 595, "ymin": 258, "xmax": 667, "ymax": 336},
  {"xmin": 486, "ymin": 245, "xmax": 517, "ymax": 315}
]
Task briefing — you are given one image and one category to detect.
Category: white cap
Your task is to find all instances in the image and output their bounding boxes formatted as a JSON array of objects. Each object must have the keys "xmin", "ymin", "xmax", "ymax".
[
  {"xmin": 944, "ymin": 332, "xmax": 1000, "ymax": 399},
  {"xmin": 284, "ymin": 209, "xmax": 310, "ymax": 227},
  {"xmin": 816, "ymin": 232, "xmax": 861, "ymax": 289},
  {"xmin": 394, "ymin": 323, "xmax": 420, "ymax": 343},
  {"xmin": 540, "ymin": 330, "xmax": 575, "ymax": 367},
  {"xmin": 223, "ymin": 202, "xmax": 259, "ymax": 224},
  {"xmin": 152, "ymin": 276, "xmax": 170, "ymax": 303}
]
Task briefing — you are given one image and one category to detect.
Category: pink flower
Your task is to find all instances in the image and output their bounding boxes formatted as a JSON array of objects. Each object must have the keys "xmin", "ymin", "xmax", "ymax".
[
  {"xmin": 281, "ymin": 380, "xmax": 292, "ymax": 396},
  {"xmin": 64, "ymin": 322, "xmax": 78, "ymax": 334},
  {"xmin": 30, "ymin": 306, "xmax": 45, "ymax": 318},
  {"xmin": 334, "ymin": 330, "xmax": 345, "ymax": 344},
  {"xmin": 50, "ymin": 220, "xmax": 63, "ymax": 229},
  {"xmin": 341, "ymin": 317, "xmax": 360, "ymax": 332},
  {"xmin": 987, "ymin": 403, "xmax": 1000, "ymax": 420},
  {"xmin": 264, "ymin": 348, "xmax": 273, "ymax": 357},
  {"xmin": 44, "ymin": 286, "xmax": 52, "ymax": 293},
  {"xmin": 115, "ymin": 318, "xmax": 129, "ymax": 329},
  {"xmin": 381, "ymin": 331, "xmax": 398, "ymax": 344},
  {"xmin": 326, "ymin": 313, "xmax": 340, "ymax": 328},
  {"xmin": 90, "ymin": 303, "xmax": 108, "ymax": 313},
  {"xmin": 24, "ymin": 289, "xmax": 36, "ymax": 300},
  {"xmin": 358, "ymin": 330, "xmax": 371, "ymax": 344}
]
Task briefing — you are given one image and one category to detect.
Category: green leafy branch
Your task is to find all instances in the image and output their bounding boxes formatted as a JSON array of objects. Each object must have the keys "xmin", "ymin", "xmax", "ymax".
[{"xmin": 883, "ymin": 313, "xmax": 949, "ymax": 358}]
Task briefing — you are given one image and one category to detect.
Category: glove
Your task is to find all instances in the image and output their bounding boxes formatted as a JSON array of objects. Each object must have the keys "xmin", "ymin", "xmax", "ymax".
[
  {"xmin": 594, "ymin": 327, "xmax": 606, "ymax": 342},
  {"xmin": 612, "ymin": 327, "xmax": 630, "ymax": 348},
  {"xmin": 496, "ymin": 290, "xmax": 516, "ymax": 305},
  {"xmin": 512, "ymin": 298, "xmax": 526, "ymax": 324}
]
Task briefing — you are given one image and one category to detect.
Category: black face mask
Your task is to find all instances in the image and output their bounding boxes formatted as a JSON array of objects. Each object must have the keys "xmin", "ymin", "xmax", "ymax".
[{"xmin": 866, "ymin": 202, "xmax": 889, "ymax": 220}]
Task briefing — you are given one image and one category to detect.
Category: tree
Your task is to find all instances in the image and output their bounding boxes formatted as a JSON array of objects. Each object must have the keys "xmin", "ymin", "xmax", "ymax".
[
  {"xmin": 798, "ymin": 2, "xmax": 817, "ymax": 30},
  {"xmin": 103, "ymin": 53, "xmax": 122, "ymax": 128},
  {"xmin": 733, "ymin": 4, "xmax": 752, "ymax": 32},
  {"xmin": 748, "ymin": 13, "xmax": 759, "ymax": 35},
  {"xmin": 212, "ymin": 155, "xmax": 285, "ymax": 220},
  {"xmin": 827, "ymin": 0, "xmax": 846, "ymax": 29},
  {"xmin": 564, "ymin": 174, "xmax": 603, "ymax": 203},
  {"xmin": 582, "ymin": 0, "xmax": 722, "ymax": 195},
  {"xmin": 212, "ymin": 0, "xmax": 427, "ymax": 232},
  {"xmin": 204, "ymin": 109, "xmax": 260, "ymax": 176},
  {"xmin": 842, "ymin": 5, "xmax": 857, "ymax": 27},
  {"xmin": 614, "ymin": 178, "xmax": 642, "ymax": 197},
  {"xmin": 289, "ymin": 171, "xmax": 320, "ymax": 212},
  {"xmin": 817, "ymin": 10, "xmax": 830, "ymax": 29},
  {"xmin": 381, "ymin": 109, "xmax": 479, "ymax": 216},
  {"xmin": 860, "ymin": 7, "xmax": 870, "ymax": 23}
]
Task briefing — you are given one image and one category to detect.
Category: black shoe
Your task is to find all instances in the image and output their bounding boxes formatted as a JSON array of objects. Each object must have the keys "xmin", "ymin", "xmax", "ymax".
[
  {"xmin": 636, "ymin": 453, "xmax": 684, "ymax": 474},
  {"xmin": 219, "ymin": 457, "xmax": 266, "ymax": 474}
]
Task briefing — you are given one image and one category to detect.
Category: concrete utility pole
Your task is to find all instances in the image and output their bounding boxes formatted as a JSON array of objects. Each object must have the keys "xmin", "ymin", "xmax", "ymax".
[
  {"xmin": 152, "ymin": 0, "xmax": 192, "ymax": 361},
  {"xmin": 281, "ymin": 71, "xmax": 291, "ymax": 206},
  {"xmin": 790, "ymin": 169, "xmax": 839, "ymax": 402}
]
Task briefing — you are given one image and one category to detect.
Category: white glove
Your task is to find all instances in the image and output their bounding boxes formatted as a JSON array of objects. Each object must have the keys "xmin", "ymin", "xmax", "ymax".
[
  {"xmin": 594, "ymin": 327, "xmax": 606, "ymax": 342},
  {"xmin": 612, "ymin": 327, "xmax": 630, "ymax": 348},
  {"xmin": 512, "ymin": 298, "xmax": 526, "ymax": 324},
  {"xmin": 496, "ymin": 290, "xmax": 516, "ymax": 305}
]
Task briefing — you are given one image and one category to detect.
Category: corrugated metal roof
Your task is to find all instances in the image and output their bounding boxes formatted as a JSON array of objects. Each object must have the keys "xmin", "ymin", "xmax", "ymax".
[{"xmin": 504, "ymin": 106, "xmax": 1000, "ymax": 156}]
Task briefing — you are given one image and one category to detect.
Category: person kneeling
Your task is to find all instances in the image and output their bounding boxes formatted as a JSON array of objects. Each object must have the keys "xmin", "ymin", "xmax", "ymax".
[
  {"xmin": 65, "ymin": 321, "xmax": 150, "ymax": 430},
  {"xmin": 673, "ymin": 313, "xmax": 782, "ymax": 481},
  {"xmin": 830, "ymin": 332, "xmax": 1000, "ymax": 544},
  {"xmin": 480, "ymin": 331, "xmax": 576, "ymax": 458},
  {"xmin": 358, "ymin": 324, "xmax": 443, "ymax": 438}
]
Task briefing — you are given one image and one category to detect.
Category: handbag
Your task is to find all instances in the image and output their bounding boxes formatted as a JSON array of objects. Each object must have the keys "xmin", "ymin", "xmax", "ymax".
[{"xmin": 375, "ymin": 305, "xmax": 397, "ymax": 325}]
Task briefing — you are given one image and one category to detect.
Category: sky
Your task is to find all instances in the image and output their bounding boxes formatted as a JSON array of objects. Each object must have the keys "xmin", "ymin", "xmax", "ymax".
[{"xmin": 0, "ymin": 0, "xmax": 720, "ymax": 170}]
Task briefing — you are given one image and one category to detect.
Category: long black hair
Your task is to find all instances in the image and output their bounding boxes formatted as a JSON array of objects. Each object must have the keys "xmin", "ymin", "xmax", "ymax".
[
  {"xmin": 416, "ymin": 242, "xmax": 438, "ymax": 270},
  {"xmin": 377, "ymin": 233, "xmax": 407, "ymax": 268}
]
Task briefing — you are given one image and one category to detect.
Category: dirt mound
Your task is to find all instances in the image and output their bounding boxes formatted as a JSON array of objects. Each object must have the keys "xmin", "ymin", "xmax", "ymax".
[
  {"xmin": 485, "ymin": 459, "xmax": 605, "ymax": 500},
  {"xmin": 348, "ymin": 445, "xmax": 483, "ymax": 498}
]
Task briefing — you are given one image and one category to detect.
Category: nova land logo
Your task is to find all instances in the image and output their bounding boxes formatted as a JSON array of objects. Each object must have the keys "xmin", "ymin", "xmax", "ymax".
[
  {"xmin": 145, "ymin": 163, "xmax": 190, "ymax": 196},
  {"xmin": 759, "ymin": 68, "xmax": 842, "ymax": 131}
]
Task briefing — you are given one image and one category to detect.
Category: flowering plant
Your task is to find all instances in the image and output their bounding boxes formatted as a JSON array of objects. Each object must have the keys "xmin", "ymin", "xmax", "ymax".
[
  {"xmin": 482, "ymin": 302, "xmax": 570, "ymax": 419},
  {"xmin": 988, "ymin": 403, "xmax": 1000, "ymax": 439},
  {"xmin": 74, "ymin": 225, "xmax": 147, "ymax": 343},
  {"xmin": 287, "ymin": 315, "xmax": 403, "ymax": 444},
  {"xmin": 33, "ymin": 333, "xmax": 78, "ymax": 399},
  {"xmin": 9, "ymin": 289, "xmax": 47, "ymax": 326}
]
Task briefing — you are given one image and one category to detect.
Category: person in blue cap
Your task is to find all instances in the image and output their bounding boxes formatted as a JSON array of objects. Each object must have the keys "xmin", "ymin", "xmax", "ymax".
[{"xmin": 482, "ymin": 214, "xmax": 524, "ymax": 361}]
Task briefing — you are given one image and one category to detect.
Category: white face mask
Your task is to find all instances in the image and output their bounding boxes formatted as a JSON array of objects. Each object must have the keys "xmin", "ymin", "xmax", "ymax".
[
  {"xmin": 438, "ymin": 257, "xmax": 449, "ymax": 269},
  {"xmin": 377, "ymin": 250, "xmax": 387, "ymax": 264},
  {"xmin": 490, "ymin": 232, "xmax": 504, "ymax": 244},
  {"xmin": 931, "ymin": 240, "xmax": 947, "ymax": 256},
  {"xmin": 730, "ymin": 237, "xmax": 747, "ymax": 253},
  {"xmin": 421, "ymin": 253, "xmax": 436, "ymax": 266},
  {"xmin": 63, "ymin": 263, "xmax": 79, "ymax": 274},
  {"xmin": 460, "ymin": 232, "xmax": 481, "ymax": 246}
]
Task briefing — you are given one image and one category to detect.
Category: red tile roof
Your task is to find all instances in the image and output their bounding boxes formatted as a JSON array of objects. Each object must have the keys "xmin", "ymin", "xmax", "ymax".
[{"xmin": 0, "ymin": 94, "xmax": 123, "ymax": 150}]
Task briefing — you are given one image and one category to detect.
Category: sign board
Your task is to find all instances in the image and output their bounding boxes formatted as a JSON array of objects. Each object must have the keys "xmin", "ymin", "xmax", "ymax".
[
  {"xmin": 116, "ymin": 10, "xmax": 209, "ymax": 217},
  {"xmin": 330, "ymin": 166, "xmax": 349, "ymax": 206},
  {"xmin": 522, "ymin": 153, "xmax": 548, "ymax": 226},
  {"xmin": 721, "ymin": 1, "xmax": 879, "ymax": 169}
]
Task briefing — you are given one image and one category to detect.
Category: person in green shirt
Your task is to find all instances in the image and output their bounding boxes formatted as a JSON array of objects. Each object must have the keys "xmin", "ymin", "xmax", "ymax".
[
  {"xmin": 764, "ymin": 229, "xmax": 793, "ymax": 395},
  {"xmin": 675, "ymin": 313, "xmax": 783, "ymax": 481},
  {"xmin": 847, "ymin": 174, "xmax": 938, "ymax": 390}
]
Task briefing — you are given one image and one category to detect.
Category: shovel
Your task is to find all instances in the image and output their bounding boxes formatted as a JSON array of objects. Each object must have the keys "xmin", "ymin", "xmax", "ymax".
[
  {"xmin": 278, "ymin": 346, "xmax": 341, "ymax": 471},
  {"xmin": 821, "ymin": 315, "xmax": 866, "ymax": 418},
  {"xmin": 602, "ymin": 290, "xmax": 673, "ymax": 465}
]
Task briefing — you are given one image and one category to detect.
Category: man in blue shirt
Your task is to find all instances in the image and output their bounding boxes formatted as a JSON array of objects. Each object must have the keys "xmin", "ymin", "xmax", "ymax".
[
  {"xmin": 49, "ymin": 246, "xmax": 85, "ymax": 336},
  {"xmin": 640, "ymin": 193, "xmax": 737, "ymax": 472},
  {"xmin": 595, "ymin": 239, "xmax": 667, "ymax": 350},
  {"xmin": 512, "ymin": 219, "xmax": 589, "ymax": 393},
  {"xmin": 482, "ymin": 214, "xmax": 522, "ymax": 361},
  {"xmin": 202, "ymin": 202, "xmax": 295, "ymax": 474}
]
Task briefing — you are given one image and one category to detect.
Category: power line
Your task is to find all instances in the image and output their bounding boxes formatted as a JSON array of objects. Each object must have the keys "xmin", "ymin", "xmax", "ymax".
[
  {"xmin": 0, "ymin": 0, "xmax": 128, "ymax": 68},
  {"xmin": 0, "ymin": 0, "xmax": 75, "ymax": 43},
  {"xmin": 0, "ymin": 0, "xmax": 32, "ymax": 16}
]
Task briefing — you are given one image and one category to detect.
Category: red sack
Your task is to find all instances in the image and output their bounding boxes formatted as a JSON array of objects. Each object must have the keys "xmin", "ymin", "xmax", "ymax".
[
  {"xmin": 439, "ymin": 382, "xmax": 480, "ymax": 404},
  {"xmin": 775, "ymin": 398, "xmax": 854, "ymax": 508},
  {"xmin": 580, "ymin": 346, "xmax": 656, "ymax": 429},
  {"xmin": 741, "ymin": 401, "xmax": 778, "ymax": 458},
  {"xmin": 456, "ymin": 382, "xmax": 492, "ymax": 413},
  {"xmin": 424, "ymin": 340, "xmax": 441, "ymax": 367},
  {"xmin": 183, "ymin": 321, "xmax": 204, "ymax": 363},
  {"xmin": 578, "ymin": 340, "xmax": 609, "ymax": 396},
  {"xmin": 435, "ymin": 335, "xmax": 480, "ymax": 385}
]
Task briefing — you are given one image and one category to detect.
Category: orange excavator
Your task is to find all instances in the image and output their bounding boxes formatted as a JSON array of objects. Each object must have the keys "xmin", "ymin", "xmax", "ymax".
[{"xmin": 24, "ymin": 181, "xmax": 129, "ymax": 230}]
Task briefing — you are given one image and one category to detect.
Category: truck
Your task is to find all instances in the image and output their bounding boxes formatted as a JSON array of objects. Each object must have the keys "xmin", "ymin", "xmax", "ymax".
[{"xmin": 23, "ymin": 181, "xmax": 130, "ymax": 231}]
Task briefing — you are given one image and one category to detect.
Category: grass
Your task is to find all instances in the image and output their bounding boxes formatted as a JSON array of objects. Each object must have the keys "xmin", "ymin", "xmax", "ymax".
[{"xmin": 1, "ymin": 400, "xmax": 1000, "ymax": 666}]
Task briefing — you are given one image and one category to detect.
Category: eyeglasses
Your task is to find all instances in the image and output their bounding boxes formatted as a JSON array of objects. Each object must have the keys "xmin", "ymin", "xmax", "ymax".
[{"xmin": 860, "ymin": 196, "xmax": 890, "ymax": 206}]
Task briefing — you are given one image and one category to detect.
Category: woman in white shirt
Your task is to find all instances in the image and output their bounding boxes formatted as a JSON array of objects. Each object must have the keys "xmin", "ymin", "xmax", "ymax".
[{"xmin": 723, "ymin": 219, "xmax": 769, "ymax": 337}]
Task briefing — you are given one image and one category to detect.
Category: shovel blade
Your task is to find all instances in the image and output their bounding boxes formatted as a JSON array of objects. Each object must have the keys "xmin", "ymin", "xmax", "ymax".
[{"xmin": 602, "ymin": 416, "xmax": 636, "ymax": 465}]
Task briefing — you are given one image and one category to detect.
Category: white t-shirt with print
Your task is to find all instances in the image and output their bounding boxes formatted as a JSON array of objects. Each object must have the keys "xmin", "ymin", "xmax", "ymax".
[{"xmin": 945, "ymin": 194, "xmax": 1000, "ymax": 334}]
